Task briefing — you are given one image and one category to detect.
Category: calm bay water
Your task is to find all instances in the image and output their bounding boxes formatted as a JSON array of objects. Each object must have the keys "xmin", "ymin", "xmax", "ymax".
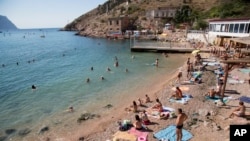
[{"xmin": 0, "ymin": 28, "xmax": 189, "ymax": 138}]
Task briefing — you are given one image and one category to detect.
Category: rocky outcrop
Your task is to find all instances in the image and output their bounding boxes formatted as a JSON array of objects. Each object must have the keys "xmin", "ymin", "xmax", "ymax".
[{"xmin": 62, "ymin": 0, "xmax": 236, "ymax": 38}]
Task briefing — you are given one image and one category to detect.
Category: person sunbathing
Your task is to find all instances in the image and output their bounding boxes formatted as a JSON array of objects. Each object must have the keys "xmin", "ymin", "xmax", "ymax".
[
  {"xmin": 133, "ymin": 115, "xmax": 144, "ymax": 130},
  {"xmin": 125, "ymin": 101, "xmax": 138, "ymax": 113},
  {"xmin": 140, "ymin": 110, "xmax": 150, "ymax": 125},
  {"xmin": 145, "ymin": 94, "xmax": 151, "ymax": 103},
  {"xmin": 138, "ymin": 98, "xmax": 143, "ymax": 106},
  {"xmin": 170, "ymin": 87, "xmax": 183, "ymax": 100},
  {"xmin": 229, "ymin": 101, "xmax": 246, "ymax": 118},
  {"xmin": 205, "ymin": 88, "xmax": 216, "ymax": 99},
  {"xmin": 152, "ymin": 98, "xmax": 163, "ymax": 112}
]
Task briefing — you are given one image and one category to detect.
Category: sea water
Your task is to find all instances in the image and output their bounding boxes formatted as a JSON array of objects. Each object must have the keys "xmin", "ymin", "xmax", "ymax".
[{"xmin": 0, "ymin": 28, "xmax": 189, "ymax": 138}]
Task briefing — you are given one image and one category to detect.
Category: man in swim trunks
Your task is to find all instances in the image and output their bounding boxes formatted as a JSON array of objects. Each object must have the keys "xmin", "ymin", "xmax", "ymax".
[{"xmin": 176, "ymin": 108, "xmax": 188, "ymax": 141}]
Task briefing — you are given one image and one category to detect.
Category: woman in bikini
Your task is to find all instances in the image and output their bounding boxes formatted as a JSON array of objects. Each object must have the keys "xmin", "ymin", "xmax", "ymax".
[{"xmin": 133, "ymin": 115, "xmax": 143, "ymax": 130}]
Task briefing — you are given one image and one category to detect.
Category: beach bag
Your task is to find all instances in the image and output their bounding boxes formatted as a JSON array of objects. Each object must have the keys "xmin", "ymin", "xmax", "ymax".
[{"xmin": 118, "ymin": 120, "xmax": 132, "ymax": 131}]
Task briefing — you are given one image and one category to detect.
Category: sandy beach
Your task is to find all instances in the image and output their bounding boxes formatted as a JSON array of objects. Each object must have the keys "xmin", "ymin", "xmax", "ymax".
[
  {"xmin": 79, "ymin": 52, "xmax": 250, "ymax": 141},
  {"xmin": 21, "ymin": 52, "xmax": 250, "ymax": 141}
]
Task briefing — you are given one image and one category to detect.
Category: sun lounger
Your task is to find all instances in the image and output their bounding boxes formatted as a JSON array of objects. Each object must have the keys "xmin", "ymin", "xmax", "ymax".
[{"xmin": 154, "ymin": 125, "xmax": 193, "ymax": 141}]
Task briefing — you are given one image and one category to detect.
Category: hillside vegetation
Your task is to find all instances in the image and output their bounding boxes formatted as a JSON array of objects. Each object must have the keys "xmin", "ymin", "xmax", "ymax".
[{"xmin": 63, "ymin": 0, "xmax": 250, "ymax": 37}]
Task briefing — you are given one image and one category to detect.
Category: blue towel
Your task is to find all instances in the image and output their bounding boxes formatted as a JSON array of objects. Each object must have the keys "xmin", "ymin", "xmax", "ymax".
[
  {"xmin": 239, "ymin": 96, "xmax": 250, "ymax": 103},
  {"xmin": 239, "ymin": 69, "xmax": 250, "ymax": 74},
  {"xmin": 154, "ymin": 125, "xmax": 193, "ymax": 141},
  {"xmin": 205, "ymin": 96, "xmax": 228, "ymax": 103}
]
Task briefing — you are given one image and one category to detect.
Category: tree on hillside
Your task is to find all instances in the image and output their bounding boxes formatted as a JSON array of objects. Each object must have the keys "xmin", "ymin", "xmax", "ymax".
[{"xmin": 174, "ymin": 5, "xmax": 192, "ymax": 24}]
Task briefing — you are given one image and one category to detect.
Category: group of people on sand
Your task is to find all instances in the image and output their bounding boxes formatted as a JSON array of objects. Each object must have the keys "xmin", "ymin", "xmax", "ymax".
[
  {"xmin": 124, "ymin": 93, "xmax": 189, "ymax": 141},
  {"xmin": 200, "ymin": 50, "xmax": 248, "ymax": 119}
]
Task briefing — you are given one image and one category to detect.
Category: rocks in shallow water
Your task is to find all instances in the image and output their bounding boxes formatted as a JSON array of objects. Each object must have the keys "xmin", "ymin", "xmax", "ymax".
[
  {"xmin": 5, "ymin": 129, "xmax": 16, "ymax": 135},
  {"xmin": 18, "ymin": 128, "xmax": 31, "ymax": 136},
  {"xmin": 39, "ymin": 126, "xmax": 49, "ymax": 134},
  {"xmin": 0, "ymin": 136, "xmax": 7, "ymax": 141},
  {"xmin": 103, "ymin": 104, "xmax": 113, "ymax": 109},
  {"xmin": 77, "ymin": 113, "xmax": 100, "ymax": 123}
]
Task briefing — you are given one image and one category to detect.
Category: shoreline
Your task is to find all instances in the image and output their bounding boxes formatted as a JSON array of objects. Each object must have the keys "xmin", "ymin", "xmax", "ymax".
[
  {"xmin": 68, "ymin": 52, "xmax": 250, "ymax": 141},
  {"xmin": 9, "ymin": 54, "xmax": 190, "ymax": 141},
  {"xmin": 9, "ymin": 52, "xmax": 250, "ymax": 141}
]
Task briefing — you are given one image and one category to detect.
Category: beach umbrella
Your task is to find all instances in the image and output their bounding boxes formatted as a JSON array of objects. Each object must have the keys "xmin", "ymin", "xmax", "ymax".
[
  {"xmin": 192, "ymin": 50, "xmax": 200, "ymax": 55},
  {"xmin": 171, "ymin": 86, "xmax": 189, "ymax": 91}
]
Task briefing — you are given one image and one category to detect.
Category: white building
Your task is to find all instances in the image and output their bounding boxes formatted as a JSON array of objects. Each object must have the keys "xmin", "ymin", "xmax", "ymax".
[{"xmin": 208, "ymin": 18, "xmax": 250, "ymax": 45}]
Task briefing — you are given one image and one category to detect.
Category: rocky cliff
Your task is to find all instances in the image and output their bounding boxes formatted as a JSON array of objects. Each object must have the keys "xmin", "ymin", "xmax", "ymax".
[
  {"xmin": 62, "ymin": 0, "xmax": 247, "ymax": 38},
  {"xmin": 0, "ymin": 15, "xmax": 18, "ymax": 30}
]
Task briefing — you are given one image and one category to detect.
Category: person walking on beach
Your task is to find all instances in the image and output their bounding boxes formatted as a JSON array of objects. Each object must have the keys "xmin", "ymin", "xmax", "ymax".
[
  {"xmin": 186, "ymin": 63, "xmax": 191, "ymax": 78},
  {"xmin": 176, "ymin": 108, "xmax": 188, "ymax": 141},
  {"xmin": 176, "ymin": 70, "xmax": 182, "ymax": 84}
]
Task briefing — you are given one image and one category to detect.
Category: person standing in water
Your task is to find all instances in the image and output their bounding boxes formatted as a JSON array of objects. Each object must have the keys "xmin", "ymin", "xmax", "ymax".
[{"xmin": 155, "ymin": 58, "xmax": 159, "ymax": 67}]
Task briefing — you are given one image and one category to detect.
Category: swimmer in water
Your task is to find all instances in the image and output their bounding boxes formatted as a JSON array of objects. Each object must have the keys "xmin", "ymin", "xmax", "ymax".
[
  {"xmin": 114, "ymin": 61, "xmax": 119, "ymax": 67},
  {"xmin": 101, "ymin": 76, "xmax": 105, "ymax": 80},
  {"xmin": 32, "ymin": 85, "xmax": 36, "ymax": 90},
  {"xmin": 107, "ymin": 67, "xmax": 111, "ymax": 72},
  {"xmin": 86, "ymin": 78, "xmax": 90, "ymax": 83},
  {"xmin": 125, "ymin": 68, "xmax": 129, "ymax": 72},
  {"xmin": 91, "ymin": 67, "xmax": 94, "ymax": 71}
]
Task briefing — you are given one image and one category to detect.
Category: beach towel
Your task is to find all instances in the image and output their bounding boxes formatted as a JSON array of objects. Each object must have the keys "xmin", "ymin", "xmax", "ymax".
[
  {"xmin": 113, "ymin": 131, "xmax": 137, "ymax": 141},
  {"xmin": 239, "ymin": 96, "xmax": 250, "ymax": 103},
  {"xmin": 169, "ymin": 94, "xmax": 193, "ymax": 104},
  {"xmin": 154, "ymin": 125, "xmax": 193, "ymax": 141},
  {"xmin": 128, "ymin": 127, "xmax": 148, "ymax": 141},
  {"xmin": 205, "ymin": 96, "xmax": 229, "ymax": 103},
  {"xmin": 214, "ymin": 70, "xmax": 224, "ymax": 75},
  {"xmin": 239, "ymin": 68, "xmax": 250, "ymax": 74},
  {"xmin": 202, "ymin": 62, "xmax": 220, "ymax": 66},
  {"xmin": 147, "ymin": 106, "xmax": 175, "ymax": 119},
  {"xmin": 227, "ymin": 79, "xmax": 244, "ymax": 84}
]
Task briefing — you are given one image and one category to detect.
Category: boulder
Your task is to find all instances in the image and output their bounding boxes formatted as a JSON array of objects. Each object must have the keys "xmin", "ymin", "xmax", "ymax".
[
  {"xmin": 0, "ymin": 136, "xmax": 7, "ymax": 141},
  {"xmin": 39, "ymin": 126, "xmax": 49, "ymax": 134},
  {"xmin": 5, "ymin": 129, "xmax": 16, "ymax": 135},
  {"xmin": 18, "ymin": 128, "xmax": 31, "ymax": 136}
]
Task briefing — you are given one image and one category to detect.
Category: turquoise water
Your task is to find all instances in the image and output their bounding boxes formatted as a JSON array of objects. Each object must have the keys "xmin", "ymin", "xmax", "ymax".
[{"xmin": 0, "ymin": 28, "xmax": 189, "ymax": 138}]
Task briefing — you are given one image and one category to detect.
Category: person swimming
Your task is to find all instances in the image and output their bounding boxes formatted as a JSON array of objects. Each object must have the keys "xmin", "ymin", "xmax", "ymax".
[
  {"xmin": 32, "ymin": 85, "xmax": 36, "ymax": 90},
  {"xmin": 86, "ymin": 78, "xmax": 90, "ymax": 83},
  {"xmin": 125, "ymin": 68, "xmax": 129, "ymax": 73},
  {"xmin": 101, "ymin": 76, "xmax": 104, "ymax": 80},
  {"xmin": 91, "ymin": 67, "xmax": 94, "ymax": 71},
  {"xmin": 107, "ymin": 67, "xmax": 111, "ymax": 72},
  {"xmin": 114, "ymin": 61, "xmax": 119, "ymax": 67}
]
